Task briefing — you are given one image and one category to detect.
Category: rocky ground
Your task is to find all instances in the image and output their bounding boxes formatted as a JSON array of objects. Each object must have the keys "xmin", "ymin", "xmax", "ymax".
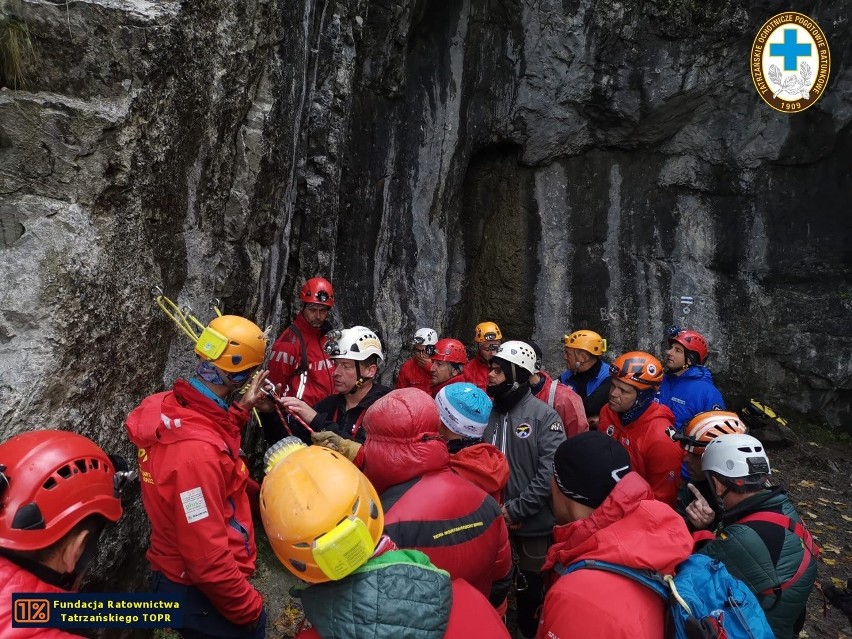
[{"xmin": 769, "ymin": 435, "xmax": 852, "ymax": 639}]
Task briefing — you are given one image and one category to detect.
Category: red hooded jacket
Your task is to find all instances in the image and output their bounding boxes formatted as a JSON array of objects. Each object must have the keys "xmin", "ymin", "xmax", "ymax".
[
  {"xmin": 448, "ymin": 443, "xmax": 509, "ymax": 503},
  {"xmin": 463, "ymin": 356, "xmax": 490, "ymax": 391},
  {"xmin": 534, "ymin": 371, "xmax": 589, "ymax": 437},
  {"xmin": 124, "ymin": 380, "xmax": 262, "ymax": 626},
  {"xmin": 361, "ymin": 389, "xmax": 513, "ymax": 604},
  {"xmin": 537, "ymin": 472, "xmax": 693, "ymax": 639},
  {"xmin": 598, "ymin": 401, "xmax": 683, "ymax": 506},
  {"xmin": 395, "ymin": 357, "xmax": 433, "ymax": 393},
  {"xmin": 0, "ymin": 556, "xmax": 78, "ymax": 638},
  {"xmin": 268, "ymin": 312, "xmax": 335, "ymax": 406}
]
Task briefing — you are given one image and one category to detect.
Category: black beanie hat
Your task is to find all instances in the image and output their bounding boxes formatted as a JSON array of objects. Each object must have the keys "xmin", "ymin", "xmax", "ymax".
[{"xmin": 552, "ymin": 431, "xmax": 631, "ymax": 508}]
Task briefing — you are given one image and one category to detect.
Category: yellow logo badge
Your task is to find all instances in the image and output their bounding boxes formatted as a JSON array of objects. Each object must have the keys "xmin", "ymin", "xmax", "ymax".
[{"xmin": 751, "ymin": 12, "xmax": 830, "ymax": 113}]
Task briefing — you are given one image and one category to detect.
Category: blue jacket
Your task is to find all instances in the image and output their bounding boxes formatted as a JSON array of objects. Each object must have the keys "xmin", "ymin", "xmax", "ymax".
[{"xmin": 656, "ymin": 366, "xmax": 725, "ymax": 432}]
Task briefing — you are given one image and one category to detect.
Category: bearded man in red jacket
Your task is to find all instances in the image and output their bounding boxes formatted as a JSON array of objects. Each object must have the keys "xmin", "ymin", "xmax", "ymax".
[
  {"xmin": 597, "ymin": 351, "xmax": 683, "ymax": 506},
  {"xmin": 126, "ymin": 315, "xmax": 271, "ymax": 638},
  {"xmin": 537, "ymin": 431, "xmax": 693, "ymax": 639}
]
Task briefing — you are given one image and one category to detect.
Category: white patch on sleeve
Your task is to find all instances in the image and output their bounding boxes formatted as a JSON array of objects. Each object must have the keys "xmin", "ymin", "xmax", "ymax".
[{"xmin": 180, "ymin": 487, "xmax": 209, "ymax": 523}]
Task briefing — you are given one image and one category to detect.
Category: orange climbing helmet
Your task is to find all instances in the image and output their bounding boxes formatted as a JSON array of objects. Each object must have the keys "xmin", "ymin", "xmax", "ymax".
[
  {"xmin": 674, "ymin": 411, "xmax": 748, "ymax": 454},
  {"xmin": 609, "ymin": 351, "xmax": 664, "ymax": 390},
  {"xmin": 260, "ymin": 446, "xmax": 383, "ymax": 584}
]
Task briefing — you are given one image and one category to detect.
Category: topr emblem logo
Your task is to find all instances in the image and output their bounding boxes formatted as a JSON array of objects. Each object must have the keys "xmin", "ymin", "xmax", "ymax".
[
  {"xmin": 751, "ymin": 12, "xmax": 830, "ymax": 113},
  {"xmin": 515, "ymin": 423, "xmax": 532, "ymax": 439}
]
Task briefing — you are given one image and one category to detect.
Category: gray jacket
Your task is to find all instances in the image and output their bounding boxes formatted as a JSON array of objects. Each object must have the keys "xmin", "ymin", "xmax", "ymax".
[{"xmin": 483, "ymin": 390, "xmax": 566, "ymax": 536}]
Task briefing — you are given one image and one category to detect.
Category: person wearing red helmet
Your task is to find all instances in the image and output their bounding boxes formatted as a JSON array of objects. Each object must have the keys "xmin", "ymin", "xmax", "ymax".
[
  {"xmin": 598, "ymin": 351, "xmax": 683, "ymax": 507},
  {"xmin": 0, "ymin": 430, "xmax": 131, "ymax": 638},
  {"xmin": 265, "ymin": 277, "xmax": 337, "ymax": 445},
  {"xmin": 429, "ymin": 338, "xmax": 467, "ymax": 397},
  {"xmin": 657, "ymin": 326, "xmax": 725, "ymax": 436}
]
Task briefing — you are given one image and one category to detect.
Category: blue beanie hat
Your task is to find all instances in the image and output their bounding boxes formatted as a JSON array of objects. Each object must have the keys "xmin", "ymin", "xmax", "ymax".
[{"xmin": 435, "ymin": 382, "xmax": 493, "ymax": 439}]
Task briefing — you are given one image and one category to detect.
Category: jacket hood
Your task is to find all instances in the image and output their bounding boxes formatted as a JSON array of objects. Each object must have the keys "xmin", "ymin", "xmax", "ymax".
[
  {"xmin": 676, "ymin": 365, "xmax": 714, "ymax": 383},
  {"xmin": 125, "ymin": 379, "xmax": 241, "ymax": 453},
  {"xmin": 362, "ymin": 389, "xmax": 450, "ymax": 494},
  {"xmin": 543, "ymin": 472, "xmax": 693, "ymax": 575},
  {"xmin": 448, "ymin": 443, "xmax": 509, "ymax": 497}
]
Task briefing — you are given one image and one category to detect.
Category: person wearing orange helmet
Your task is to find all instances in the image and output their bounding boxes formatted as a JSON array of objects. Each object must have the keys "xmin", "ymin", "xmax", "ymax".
[
  {"xmin": 260, "ymin": 444, "xmax": 509, "ymax": 639},
  {"xmin": 598, "ymin": 351, "xmax": 683, "ymax": 507},
  {"xmin": 559, "ymin": 329, "xmax": 611, "ymax": 426},
  {"xmin": 265, "ymin": 277, "xmax": 337, "ymax": 445},
  {"xmin": 125, "ymin": 314, "xmax": 271, "ymax": 638},
  {"xmin": 669, "ymin": 410, "xmax": 748, "ymax": 531},
  {"xmin": 463, "ymin": 321, "xmax": 502, "ymax": 391},
  {"xmin": 429, "ymin": 338, "xmax": 468, "ymax": 397},
  {"xmin": 0, "ymin": 430, "xmax": 132, "ymax": 638},
  {"xmin": 657, "ymin": 326, "xmax": 725, "ymax": 436}
]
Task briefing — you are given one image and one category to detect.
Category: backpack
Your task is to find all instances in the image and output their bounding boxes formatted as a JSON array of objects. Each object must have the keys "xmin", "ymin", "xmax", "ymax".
[{"xmin": 556, "ymin": 553, "xmax": 774, "ymax": 639}]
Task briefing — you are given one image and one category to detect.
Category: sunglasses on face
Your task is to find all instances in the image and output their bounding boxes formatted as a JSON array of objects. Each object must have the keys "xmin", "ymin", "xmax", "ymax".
[{"xmin": 414, "ymin": 345, "xmax": 435, "ymax": 356}]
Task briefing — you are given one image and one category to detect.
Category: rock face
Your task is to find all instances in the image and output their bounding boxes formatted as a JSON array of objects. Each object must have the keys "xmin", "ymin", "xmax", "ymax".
[{"xmin": 0, "ymin": 0, "xmax": 849, "ymax": 596}]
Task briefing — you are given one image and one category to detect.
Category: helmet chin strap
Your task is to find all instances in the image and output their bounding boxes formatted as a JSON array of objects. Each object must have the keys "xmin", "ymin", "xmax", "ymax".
[{"xmin": 348, "ymin": 362, "xmax": 374, "ymax": 395}]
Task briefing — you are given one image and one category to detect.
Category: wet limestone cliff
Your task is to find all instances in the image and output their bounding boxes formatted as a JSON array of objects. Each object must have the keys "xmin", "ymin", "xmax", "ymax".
[{"xmin": 0, "ymin": 0, "xmax": 850, "ymax": 598}]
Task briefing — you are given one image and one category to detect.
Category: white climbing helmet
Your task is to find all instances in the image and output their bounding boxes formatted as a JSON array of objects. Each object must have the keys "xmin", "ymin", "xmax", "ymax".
[
  {"xmin": 494, "ymin": 340, "xmax": 537, "ymax": 375},
  {"xmin": 326, "ymin": 326, "xmax": 384, "ymax": 362},
  {"xmin": 702, "ymin": 434, "xmax": 771, "ymax": 482},
  {"xmin": 412, "ymin": 328, "xmax": 438, "ymax": 347}
]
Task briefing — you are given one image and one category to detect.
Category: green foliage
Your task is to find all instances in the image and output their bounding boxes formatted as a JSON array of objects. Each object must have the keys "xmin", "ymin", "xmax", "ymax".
[{"xmin": 0, "ymin": 15, "xmax": 34, "ymax": 89}]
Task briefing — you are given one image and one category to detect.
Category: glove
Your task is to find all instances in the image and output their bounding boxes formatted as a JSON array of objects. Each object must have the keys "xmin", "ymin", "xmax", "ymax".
[{"xmin": 311, "ymin": 430, "xmax": 362, "ymax": 462}]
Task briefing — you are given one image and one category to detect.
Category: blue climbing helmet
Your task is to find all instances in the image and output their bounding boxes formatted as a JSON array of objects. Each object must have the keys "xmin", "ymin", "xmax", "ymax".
[{"xmin": 435, "ymin": 382, "xmax": 493, "ymax": 439}]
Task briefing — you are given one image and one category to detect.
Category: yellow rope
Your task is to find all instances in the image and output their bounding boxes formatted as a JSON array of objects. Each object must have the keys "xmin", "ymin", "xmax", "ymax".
[{"xmin": 664, "ymin": 575, "xmax": 692, "ymax": 616}]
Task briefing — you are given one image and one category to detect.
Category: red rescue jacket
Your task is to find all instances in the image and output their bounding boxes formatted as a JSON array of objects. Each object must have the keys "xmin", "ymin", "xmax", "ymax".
[
  {"xmin": 361, "ymin": 390, "xmax": 513, "ymax": 604},
  {"xmin": 449, "ymin": 442, "xmax": 509, "ymax": 503},
  {"xmin": 268, "ymin": 313, "xmax": 335, "ymax": 406},
  {"xmin": 0, "ymin": 556, "xmax": 78, "ymax": 638},
  {"xmin": 533, "ymin": 371, "xmax": 589, "ymax": 437},
  {"xmin": 537, "ymin": 472, "xmax": 693, "ymax": 639},
  {"xmin": 124, "ymin": 380, "xmax": 262, "ymax": 626},
  {"xmin": 598, "ymin": 402, "xmax": 683, "ymax": 506},
  {"xmin": 395, "ymin": 357, "xmax": 433, "ymax": 394},
  {"xmin": 463, "ymin": 356, "xmax": 490, "ymax": 391}
]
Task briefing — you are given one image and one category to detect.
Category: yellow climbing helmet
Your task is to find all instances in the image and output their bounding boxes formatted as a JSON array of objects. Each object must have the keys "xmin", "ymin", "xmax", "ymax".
[
  {"xmin": 474, "ymin": 321, "xmax": 502, "ymax": 343},
  {"xmin": 194, "ymin": 315, "xmax": 268, "ymax": 372},
  {"xmin": 563, "ymin": 330, "xmax": 607, "ymax": 356},
  {"xmin": 260, "ymin": 446, "xmax": 384, "ymax": 584}
]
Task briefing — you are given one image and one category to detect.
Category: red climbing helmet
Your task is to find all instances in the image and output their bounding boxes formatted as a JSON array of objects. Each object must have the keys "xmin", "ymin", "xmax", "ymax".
[
  {"xmin": 667, "ymin": 327, "xmax": 709, "ymax": 366},
  {"xmin": 431, "ymin": 338, "xmax": 468, "ymax": 365},
  {"xmin": 299, "ymin": 277, "xmax": 335, "ymax": 307},
  {"xmin": 0, "ymin": 430, "xmax": 124, "ymax": 551}
]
